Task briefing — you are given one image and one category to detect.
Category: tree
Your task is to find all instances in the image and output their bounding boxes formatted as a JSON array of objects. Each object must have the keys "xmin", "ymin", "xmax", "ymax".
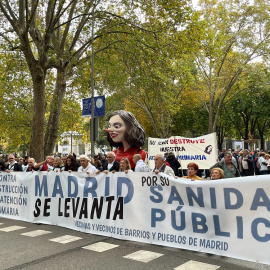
[
  {"xmin": 225, "ymin": 64, "xmax": 270, "ymax": 149},
  {"xmin": 91, "ymin": 1, "xmax": 202, "ymax": 138},
  {"xmin": 0, "ymin": 49, "xmax": 32, "ymax": 152},
  {"xmin": 0, "ymin": 0, "xmax": 200, "ymax": 159},
  {"xmin": 195, "ymin": 0, "xmax": 270, "ymax": 133}
]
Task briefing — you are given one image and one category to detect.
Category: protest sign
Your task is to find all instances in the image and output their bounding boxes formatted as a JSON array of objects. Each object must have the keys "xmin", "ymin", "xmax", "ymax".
[
  {"xmin": 148, "ymin": 133, "xmax": 218, "ymax": 170},
  {"xmin": 0, "ymin": 172, "xmax": 269, "ymax": 265}
]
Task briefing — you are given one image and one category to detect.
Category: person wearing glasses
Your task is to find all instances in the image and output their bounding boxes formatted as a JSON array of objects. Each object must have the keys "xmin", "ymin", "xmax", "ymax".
[
  {"xmin": 102, "ymin": 152, "xmax": 119, "ymax": 173},
  {"xmin": 5, "ymin": 154, "xmax": 23, "ymax": 172}
]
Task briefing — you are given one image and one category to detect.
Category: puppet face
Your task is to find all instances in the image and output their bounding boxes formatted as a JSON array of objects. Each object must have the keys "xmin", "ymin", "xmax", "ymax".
[{"xmin": 108, "ymin": 115, "xmax": 126, "ymax": 143}]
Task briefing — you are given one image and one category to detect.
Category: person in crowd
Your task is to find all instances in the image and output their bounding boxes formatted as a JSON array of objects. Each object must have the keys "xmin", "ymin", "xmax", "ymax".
[
  {"xmin": 102, "ymin": 151, "xmax": 119, "ymax": 172},
  {"xmin": 210, "ymin": 152, "xmax": 240, "ymax": 178},
  {"xmin": 89, "ymin": 157, "xmax": 95, "ymax": 165},
  {"xmin": 25, "ymin": 158, "xmax": 38, "ymax": 172},
  {"xmin": 34, "ymin": 156, "xmax": 54, "ymax": 171},
  {"xmin": 219, "ymin": 148, "xmax": 226, "ymax": 160},
  {"xmin": 103, "ymin": 110, "xmax": 146, "ymax": 170},
  {"xmin": 24, "ymin": 156, "xmax": 29, "ymax": 166},
  {"xmin": 166, "ymin": 152, "xmax": 181, "ymax": 176},
  {"xmin": 164, "ymin": 153, "xmax": 169, "ymax": 160},
  {"xmin": 233, "ymin": 150, "xmax": 240, "ymax": 165},
  {"xmin": 5, "ymin": 154, "xmax": 23, "ymax": 172},
  {"xmin": 95, "ymin": 153, "xmax": 101, "ymax": 161},
  {"xmin": 153, "ymin": 154, "xmax": 175, "ymax": 177},
  {"xmin": 78, "ymin": 155, "xmax": 98, "ymax": 174},
  {"xmin": 119, "ymin": 158, "xmax": 133, "ymax": 173},
  {"xmin": 238, "ymin": 149, "xmax": 254, "ymax": 176},
  {"xmin": 220, "ymin": 150, "xmax": 238, "ymax": 168},
  {"xmin": 0, "ymin": 160, "xmax": 6, "ymax": 171},
  {"xmin": 94, "ymin": 160, "xmax": 103, "ymax": 172},
  {"xmin": 64, "ymin": 155, "xmax": 78, "ymax": 172},
  {"xmin": 253, "ymin": 150, "xmax": 260, "ymax": 175},
  {"xmin": 101, "ymin": 155, "xmax": 108, "ymax": 170},
  {"xmin": 182, "ymin": 162, "xmax": 202, "ymax": 181},
  {"xmin": 133, "ymin": 154, "xmax": 148, "ymax": 172},
  {"xmin": 265, "ymin": 154, "xmax": 270, "ymax": 174},
  {"xmin": 18, "ymin": 157, "xmax": 24, "ymax": 167},
  {"xmin": 53, "ymin": 157, "xmax": 64, "ymax": 172},
  {"xmin": 210, "ymin": 167, "xmax": 225, "ymax": 180},
  {"xmin": 258, "ymin": 152, "xmax": 268, "ymax": 175},
  {"xmin": 61, "ymin": 156, "xmax": 67, "ymax": 167}
]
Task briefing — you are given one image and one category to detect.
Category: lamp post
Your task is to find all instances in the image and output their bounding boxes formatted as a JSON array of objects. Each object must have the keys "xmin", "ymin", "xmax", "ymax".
[{"xmin": 90, "ymin": 2, "xmax": 95, "ymax": 157}]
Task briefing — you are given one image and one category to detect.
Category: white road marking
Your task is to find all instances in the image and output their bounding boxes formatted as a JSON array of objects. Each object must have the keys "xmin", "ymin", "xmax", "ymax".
[
  {"xmin": 0, "ymin": 225, "xmax": 26, "ymax": 232},
  {"xmin": 82, "ymin": 242, "xmax": 119, "ymax": 252},
  {"xmin": 49, "ymin": 235, "xmax": 82, "ymax": 244},
  {"xmin": 123, "ymin": 250, "xmax": 164, "ymax": 263},
  {"xmin": 21, "ymin": 230, "xmax": 52, "ymax": 237},
  {"xmin": 174, "ymin": 260, "xmax": 220, "ymax": 270}
]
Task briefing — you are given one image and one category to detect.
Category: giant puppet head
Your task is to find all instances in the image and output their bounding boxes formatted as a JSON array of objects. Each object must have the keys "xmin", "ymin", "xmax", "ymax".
[{"xmin": 104, "ymin": 110, "xmax": 145, "ymax": 149}]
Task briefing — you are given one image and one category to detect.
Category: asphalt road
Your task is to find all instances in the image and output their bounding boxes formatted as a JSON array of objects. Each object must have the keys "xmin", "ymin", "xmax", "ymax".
[{"xmin": 0, "ymin": 217, "xmax": 269, "ymax": 270}]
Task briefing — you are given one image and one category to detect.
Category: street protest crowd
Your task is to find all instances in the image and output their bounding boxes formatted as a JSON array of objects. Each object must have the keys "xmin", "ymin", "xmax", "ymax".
[{"xmin": 0, "ymin": 147, "xmax": 268, "ymax": 181}]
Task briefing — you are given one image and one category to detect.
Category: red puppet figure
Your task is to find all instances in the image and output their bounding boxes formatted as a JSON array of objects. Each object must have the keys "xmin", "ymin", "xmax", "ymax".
[{"xmin": 104, "ymin": 110, "xmax": 146, "ymax": 170}]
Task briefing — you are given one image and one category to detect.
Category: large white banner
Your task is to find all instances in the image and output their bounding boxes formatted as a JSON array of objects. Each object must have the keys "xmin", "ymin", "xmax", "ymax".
[
  {"xmin": 0, "ymin": 172, "xmax": 269, "ymax": 265},
  {"xmin": 148, "ymin": 133, "xmax": 218, "ymax": 170}
]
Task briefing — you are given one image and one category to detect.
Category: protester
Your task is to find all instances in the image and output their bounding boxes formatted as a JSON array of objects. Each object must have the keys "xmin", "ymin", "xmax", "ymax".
[
  {"xmin": 210, "ymin": 152, "xmax": 240, "ymax": 178},
  {"xmin": 219, "ymin": 148, "xmax": 226, "ymax": 160},
  {"xmin": 94, "ymin": 160, "xmax": 103, "ymax": 172},
  {"xmin": 253, "ymin": 151, "xmax": 260, "ymax": 175},
  {"xmin": 166, "ymin": 152, "xmax": 180, "ymax": 176},
  {"xmin": 24, "ymin": 158, "xmax": 38, "ymax": 172},
  {"xmin": 24, "ymin": 156, "xmax": 29, "ymax": 166},
  {"xmin": 34, "ymin": 156, "xmax": 54, "ymax": 171},
  {"xmin": 103, "ymin": 110, "xmax": 146, "ymax": 170},
  {"xmin": 18, "ymin": 157, "xmax": 24, "ymax": 167},
  {"xmin": 210, "ymin": 167, "xmax": 225, "ymax": 180},
  {"xmin": 102, "ymin": 151, "xmax": 119, "ymax": 173},
  {"xmin": 0, "ymin": 161, "xmax": 6, "ymax": 171},
  {"xmin": 5, "ymin": 154, "xmax": 23, "ymax": 172},
  {"xmin": 238, "ymin": 149, "xmax": 254, "ymax": 176},
  {"xmin": 101, "ymin": 155, "xmax": 108, "ymax": 170},
  {"xmin": 78, "ymin": 155, "xmax": 98, "ymax": 174},
  {"xmin": 133, "ymin": 154, "xmax": 148, "ymax": 172},
  {"xmin": 164, "ymin": 153, "xmax": 169, "ymax": 160},
  {"xmin": 119, "ymin": 158, "xmax": 133, "ymax": 173},
  {"xmin": 153, "ymin": 154, "xmax": 175, "ymax": 177},
  {"xmin": 258, "ymin": 152, "xmax": 268, "ymax": 175},
  {"xmin": 265, "ymin": 154, "xmax": 270, "ymax": 174},
  {"xmin": 64, "ymin": 155, "xmax": 78, "ymax": 172},
  {"xmin": 53, "ymin": 157, "xmax": 64, "ymax": 172},
  {"xmin": 61, "ymin": 156, "xmax": 67, "ymax": 167},
  {"xmin": 182, "ymin": 162, "xmax": 202, "ymax": 181}
]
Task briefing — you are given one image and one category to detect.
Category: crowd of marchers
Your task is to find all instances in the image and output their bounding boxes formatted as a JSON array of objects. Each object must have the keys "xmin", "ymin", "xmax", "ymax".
[
  {"xmin": 0, "ymin": 152, "xmax": 149, "ymax": 174},
  {"xmin": 174, "ymin": 148, "xmax": 270, "ymax": 181},
  {"xmin": 0, "ymin": 148, "xmax": 268, "ymax": 182}
]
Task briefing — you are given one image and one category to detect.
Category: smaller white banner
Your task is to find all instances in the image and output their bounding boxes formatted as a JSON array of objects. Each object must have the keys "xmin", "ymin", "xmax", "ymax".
[{"xmin": 148, "ymin": 133, "xmax": 218, "ymax": 170}]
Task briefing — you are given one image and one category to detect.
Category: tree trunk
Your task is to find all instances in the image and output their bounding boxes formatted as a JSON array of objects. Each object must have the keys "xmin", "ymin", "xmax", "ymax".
[
  {"xmin": 208, "ymin": 101, "xmax": 214, "ymax": 133},
  {"xmin": 44, "ymin": 69, "xmax": 67, "ymax": 157},
  {"xmin": 29, "ymin": 66, "xmax": 47, "ymax": 162}
]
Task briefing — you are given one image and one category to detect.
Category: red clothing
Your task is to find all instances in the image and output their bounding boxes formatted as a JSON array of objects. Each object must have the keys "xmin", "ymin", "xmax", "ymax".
[
  {"xmin": 40, "ymin": 163, "xmax": 48, "ymax": 171},
  {"xmin": 114, "ymin": 147, "xmax": 146, "ymax": 169}
]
